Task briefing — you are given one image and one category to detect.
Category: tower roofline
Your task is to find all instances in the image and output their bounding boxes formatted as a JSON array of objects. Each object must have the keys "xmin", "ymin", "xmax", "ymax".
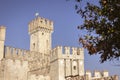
[{"xmin": 28, "ymin": 16, "xmax": 53, "ymax": 34}]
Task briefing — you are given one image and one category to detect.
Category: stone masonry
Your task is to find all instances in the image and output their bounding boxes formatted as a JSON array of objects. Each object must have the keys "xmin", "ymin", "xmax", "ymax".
[{"xmin": 0, "ymin": 15, "xmax": 119, "ymax": 80}]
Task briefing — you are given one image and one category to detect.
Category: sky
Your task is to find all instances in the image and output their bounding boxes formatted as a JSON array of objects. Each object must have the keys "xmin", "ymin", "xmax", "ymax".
[{"xmin": 0, "ymin": 0, "xmax": 120, "ymax": 77}]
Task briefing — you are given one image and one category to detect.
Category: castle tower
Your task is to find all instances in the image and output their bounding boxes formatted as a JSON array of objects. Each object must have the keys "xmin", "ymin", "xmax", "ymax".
[
  {"xmin": 0, "ymin": 26, "xmax": 6, "ymax": 60},
  {"xmin": 28, "ymin": 14, "xmax": 53, "ymax": 54},
  {"xmin": 50, "ymin": 46, "xmax": 84, "ymax": 80}
]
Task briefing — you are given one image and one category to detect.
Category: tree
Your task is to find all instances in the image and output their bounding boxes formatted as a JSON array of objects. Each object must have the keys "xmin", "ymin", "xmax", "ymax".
[{"xmin": 74, "ymin": 0, "xmax": 120, "ymax": 63}]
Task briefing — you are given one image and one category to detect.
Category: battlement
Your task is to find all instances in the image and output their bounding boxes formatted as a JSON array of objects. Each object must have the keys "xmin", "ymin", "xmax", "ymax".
[
  {"xmin": 4, "ymin": 46, "xmax": 50, "ymax": 60},
  {"xmin": 4, "ymin": 46, "xmax": 50, "ymax": 73},
  {"xmin": 86, "ymin": 70, "xmax": 109, "ymax": 79},
  {"xmin": 4, "ymin": 46, "xmax": 29, "ymax": 60},
  {"xmin": 50, "ymin": 46, "xmax": 84, "ymax": 61},
  {"xmin": 0, "ymin": 26, "xmax": 6, "ymax": 60},
  {"xmin": 28, "ymin": 16, "xmax": 53, "ymax": 34},
  {"xmin": 0, "ymin": 26, "xmax": 6, "ymax": 41}
]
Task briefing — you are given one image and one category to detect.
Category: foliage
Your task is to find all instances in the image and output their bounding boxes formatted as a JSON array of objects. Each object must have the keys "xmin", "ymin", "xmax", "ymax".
[{"xmin": 75, "ymin": 0, "xmax": 120, "ymax": 63}]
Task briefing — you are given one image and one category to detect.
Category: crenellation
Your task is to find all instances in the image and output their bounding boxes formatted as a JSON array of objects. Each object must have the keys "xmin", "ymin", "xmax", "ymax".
[
  {"xmin": 72, "ymin": 47, "xmax": 77, "ymax": 55},
  {"xmin": 77, "ymin": 48, "xmax": 84, "ymax": 59},
  {"xmin": 0, "ymin": 15, "xmax": 118, "ymax": 80},
  {"xmin": 51, "ymin": 46, "xmax": 84, "ymax": 60},
  {"xmin": 5, "ymin": 46, "xmax": 11, "ymax": 58},
  {"xmin": 5, "ymin": 46, "xmax": 12, "ymax": 58},
  {"xmin": 50, "ymin": 46, "xmax": 63, "ymax": 62},
  {"xmin": 50, "ymin": 46, "xmax": 84, "ymax": 80},
  {"xmin": 102, "ymin": 70, "xmax": 109, "ymax": 77},
  {"xmin": 64, "ymin": 46, "xmax": 70, "ymax": 55},
  {"xmin": 94, "ymin": 70, "xmax": 101, "ymax": 78},
  {"xmin": 17, "ymin": 49, "xmax": 24, "ymax": 60},
  {"xmin": 0, "ymin": 26, "xmax": 6, "ymax": 60},
  {"xmin": 56, "ymin": 46, "xmax": 62, "ymax": 58},
  {"xmin": 86, "ymin": 70, "xmax": 92, "ymax": 79},
  {"xmin": 28, "ymin": 16, "xmax": 53, "ymax": 34},
  {"xmin": 50, "ymin": 47, "xmax": 57, "ymax": 61},
  {"xmin": 77, "ymin": 48, "xmax": 84, "ymax": 54},
  {"xmin": 0, "ymin": 26, "xmax": 6, "ymax": 41},
  {"xmin": 85, "ymin": 70, "xmax": 113, "ymax": 80},
  {"xmin": 4, "ymin": 46, "xmax": 30, "ymax": 60},
  {"xmin": 12, "ymin": 48, "xmax": 17, "ymax": 58}
]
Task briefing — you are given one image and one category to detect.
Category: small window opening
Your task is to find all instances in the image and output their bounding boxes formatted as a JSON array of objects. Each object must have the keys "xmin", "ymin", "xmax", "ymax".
[
  {"xmin": 45, "ymin": 20, "xmax": 47, "ymax": 24},
  {"xmin": 73, "ymin": 66, "xmax": 76, "ymax": 70},
  {"xmin": 33, "ymin": 43, "xmax": 35, "ymax": 48},
  {"xmin": 77, "ymin": 52, "xmax": 80, "ymax": 55},
  {"xmin": 42, "ymin": 33, "xmax": 44, "ymax": 35}
]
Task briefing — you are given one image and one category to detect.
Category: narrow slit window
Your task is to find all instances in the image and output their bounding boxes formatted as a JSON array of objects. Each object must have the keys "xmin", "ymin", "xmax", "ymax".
[{"xmin": 73, "ymin": 66, "xmax": 76, "ymax": 70}]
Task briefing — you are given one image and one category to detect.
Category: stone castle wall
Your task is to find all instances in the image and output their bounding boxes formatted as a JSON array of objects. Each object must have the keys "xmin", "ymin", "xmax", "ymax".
[
  {"xmin": 0, "ymin": 46, "xmax": 50, "ymax": 80},
  {"xmin": 29, "ymin": 16, "xmax": 53, "ymax": 54},
  {"xmin": 4, "ymin": 46, "xmax": 29, "ymax": 60},
  {"xmin": 86, "ymin": 70, "xmax": 109, "ymax": 79},
  {"xmin": 50, "ymin": 46, "xmax": 84, "ymax": 61},
  {"xmin": 0, "ymin": 15, "xmax": 119, "ymax": 80},
  {"xmin": 28, "ymin": 74, "xmax": 50, "ymax": 80},
  {"xmin": 28, "ymin": 16, "xmax": 53, "ymax": 34},
  {"xmin": 0, "ymin": 59, "xmax": 29, "ymax": 80},
  {"xmin": 50, "ymin": 46, "xmax": 84, "ymax": 80},
  {"xmin": 0, "ymin": 26, "xmax": 6, "ymax": 60}
]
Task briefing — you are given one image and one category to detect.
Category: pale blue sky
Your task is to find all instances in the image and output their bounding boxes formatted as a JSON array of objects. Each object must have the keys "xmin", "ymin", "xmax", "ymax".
[{"xmin": 0, "ymin": 0, "xmax": 119, "ymax": 77}]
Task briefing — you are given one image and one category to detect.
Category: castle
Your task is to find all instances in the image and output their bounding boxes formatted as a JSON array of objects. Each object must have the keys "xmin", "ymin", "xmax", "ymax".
[{"xmin": 0, "ymin": 15, "xmax": 119, "ymax": 80}]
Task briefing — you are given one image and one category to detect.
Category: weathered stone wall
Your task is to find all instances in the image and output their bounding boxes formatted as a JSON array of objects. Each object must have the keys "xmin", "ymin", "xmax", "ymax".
[
  {"xmin": 0, "ymin": 16, "xmax": 119, "ymax": 80},
  {"xmin": 0, "ymin": 59, "xmax": 4, "ymax": 80},
  {"xmin": 28, "ymin": 16, "xmax": 53, "ymax": 34},
  {"xmin": 28, "ymin": 16, "xmax": 53, "ymax": 54},
  {"xmin": 86, "ymin": 70, "xmax": 109, "ymax": 79},
  {"xmin": 0, "ymin": 26, "xmax": 6, "ymax": 60},
  {"xmin": 0, "ymin": 59, "xmax": 29, "ymax": 80},
  {"xmin": 4, "ymin": 46, "xmax": 50, "ymax": 72},
  {"xmin": 50, "ymin": 46, "xmax": 84, "ymax": 61},
  {"xmin": 50, "ymin": 58, "xmax": 65, "ymax": 80},
  {"xmin": 28, "ymin": 74, "xmax": 50, "ymax": 80},
  {"xmin": 50, "ymin": 46, "xmax": 84, "ymax": 80},
  {"xmin": 0, "ymin": 46, "xmax": 50, "ymax": 80}
]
